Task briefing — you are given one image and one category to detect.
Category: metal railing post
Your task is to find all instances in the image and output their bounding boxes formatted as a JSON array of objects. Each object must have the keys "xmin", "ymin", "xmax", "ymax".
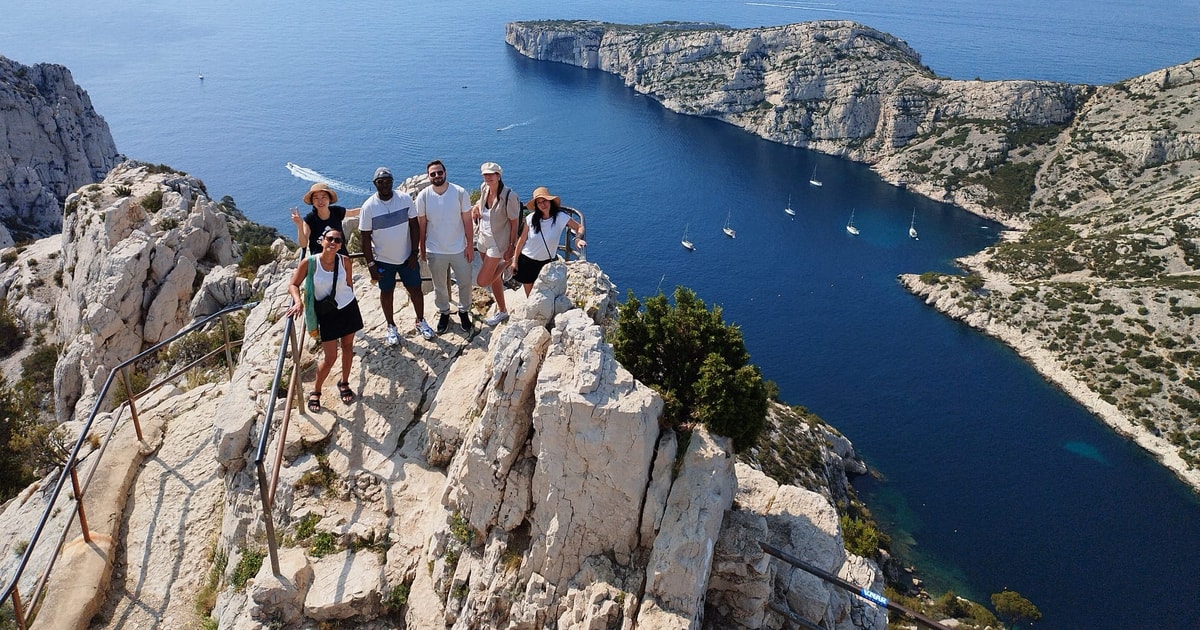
[
  {"xmin": 69, "ymin": 467, "xmax": 91, "ymax": 543},
  {"xmin": 255, "ymin": 462, "xmax": 281, "ymax": 576},
  {"xmin": 11, "ymin": 587, "xmax": 27, "ymax": 629},
  {"xmin": 221, "ymin": 312, "xmax": 236, "ymax": 381},
  {"xmin": 120, "ymin": 366, "xmax": 144, "ymax": 442}
]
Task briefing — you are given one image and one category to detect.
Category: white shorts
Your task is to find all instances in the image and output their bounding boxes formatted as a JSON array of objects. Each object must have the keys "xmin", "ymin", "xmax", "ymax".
[{"xmin": 478, "ymin": 234, "xmax": 504, "ymax": 259}]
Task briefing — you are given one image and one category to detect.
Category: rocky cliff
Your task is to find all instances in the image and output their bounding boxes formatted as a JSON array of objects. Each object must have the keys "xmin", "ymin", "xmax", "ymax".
[
  {"xmin": 506, "ymin": 19, "xmax": 1085, "ymax": 225},
  {"xmin": 0, "ymin": 55, "xmax": 119, "ymax": 246},
  {"xmin": 507, "ymin": 20, "xmax": 1200, "ymax": 491},
  {"xmin": 1, "ymin": 164, "xmax": 896, "ymax": 629}
]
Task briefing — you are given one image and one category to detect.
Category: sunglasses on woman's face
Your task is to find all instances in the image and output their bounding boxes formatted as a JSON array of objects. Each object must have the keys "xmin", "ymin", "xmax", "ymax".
[{"xmin": 325, "ymin": 237, "xmax": 343, "ymax": 243}]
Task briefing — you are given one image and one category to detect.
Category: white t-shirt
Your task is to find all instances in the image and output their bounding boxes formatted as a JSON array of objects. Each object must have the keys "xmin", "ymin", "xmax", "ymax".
[
  {"xmin": 520, "ymin": 212, "xmax": 571, "ymax": 261},
  {"xmin": 359, "ymin": 190, "xmax": 415, "ymax": 264},
  {"xmin": 416, "ymin": 183, "xmax": 471, "ymax": 255},
  {"xmin": 311, "ymin": 256, "xmax": 355, "ymax": 309}
]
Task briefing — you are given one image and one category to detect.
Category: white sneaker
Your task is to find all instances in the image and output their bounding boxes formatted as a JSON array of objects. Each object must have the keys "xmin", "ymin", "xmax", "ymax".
[
  {"xmin": 385, "ymin": 325, "xmax": 399, "ymax": 346},
  {"xmin": 416, "ymin": 320, "xmax": 435, "ymax": 340},
  {"xmin": 484, "ymin": 311, "xmax": 509, "ymax": 326}
]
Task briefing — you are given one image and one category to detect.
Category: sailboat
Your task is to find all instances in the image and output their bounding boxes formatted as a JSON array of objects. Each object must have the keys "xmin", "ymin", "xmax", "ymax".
[
  {"xmin": 809, "ymin": 166, "xmax": 823, "ymax": 187},
  {"xmin": 784, "ymin": 195, "xmax": 796, "ymax": 217},
  {"xmin": 909, "ymin": 209, "xmax": 919, "ymax": 240},
  {"xmin": 722, "ymin": 210, "xmax": 736, "ymax": 238},
  {"xmin": 681, "ymin": 224, "xmax": 696, "ymax": 251},
  {"xmin": 846, "ymin": 209, "xmax": 860, "ymax": 235}
]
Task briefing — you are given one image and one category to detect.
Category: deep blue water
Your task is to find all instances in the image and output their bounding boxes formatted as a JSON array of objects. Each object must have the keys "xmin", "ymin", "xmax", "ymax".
[{"xmin": 8, "ymin": 1, "xmax": 1200, "ymax": 628}]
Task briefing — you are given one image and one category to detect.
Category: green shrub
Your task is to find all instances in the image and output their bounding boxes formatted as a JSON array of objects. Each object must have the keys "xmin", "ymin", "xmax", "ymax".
[
  {"xmin": 140, "ymin": 189, "xmax": 164, "ymax": 213},
  {"xmin": 839, "ymin": 513, "xmax": 881, "ymax": 558},
  {"xmin": 230, "ymin": 548, "xmax": 264, "ymax": 590},
  {"xmin": 0, "ymin": 301, "xmax": 25, "ymax": 358},
  {"xmin": 612, "ymin": 287, "xmax": 767, "ymax": 451},
  {"xmin": 238, "ymin": 245, "xmax": 275, "ymax": 278},
  {"xmin": 310, "ymin": 531, "xmax": 337, "ymax": 558}
]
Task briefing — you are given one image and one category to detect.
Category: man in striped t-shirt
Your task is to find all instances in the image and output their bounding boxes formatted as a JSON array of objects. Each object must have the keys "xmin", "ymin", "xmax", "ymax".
[{"xmin": 361, "ymin": 167, "xmax": 433, "ymax": 344}]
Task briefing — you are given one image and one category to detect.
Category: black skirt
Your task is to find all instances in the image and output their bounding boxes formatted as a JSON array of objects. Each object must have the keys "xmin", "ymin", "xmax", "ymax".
[
  {"xmin": 514, "ymin": 253, "xmax": 553, "ymax": 285},
  {"xmin": 318, "ymin": 299, "xmax": 364, "ymax": 342}
]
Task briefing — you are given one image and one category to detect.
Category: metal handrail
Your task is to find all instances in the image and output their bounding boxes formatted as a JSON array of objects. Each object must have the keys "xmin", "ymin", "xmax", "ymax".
[
  {"xmin": 759, "ymin": 542, "xmax": 952, "ymax": 630},
  {"xmin": 0, "ymin": 301, "xmax": 257, "ymax": 629}
]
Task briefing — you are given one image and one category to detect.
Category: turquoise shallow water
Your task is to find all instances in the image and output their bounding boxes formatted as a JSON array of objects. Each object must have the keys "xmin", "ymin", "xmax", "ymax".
[{"xmin": 7, "ymin": 1, "xmax": 1200, "ymax": 627}]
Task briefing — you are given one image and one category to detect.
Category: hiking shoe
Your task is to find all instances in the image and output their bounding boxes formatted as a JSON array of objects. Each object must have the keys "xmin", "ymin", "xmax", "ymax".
[
  {"xmin": 459, "ymin": 311, "xmax": 473, "ymax": 332},
  {"xmin": 436, "ymin": 312, "xmax": 451, "ymax": 335},
  {"xmin": 485, "ymin": 311, "xmax": 509, "ymax": 326},
  {"xmin": 416, "ymin": 320, "xmax": 435, "ymax": 340},
  {"xmin": 384, "ymin": 325, "xmax": 399, "ymax": 346}
]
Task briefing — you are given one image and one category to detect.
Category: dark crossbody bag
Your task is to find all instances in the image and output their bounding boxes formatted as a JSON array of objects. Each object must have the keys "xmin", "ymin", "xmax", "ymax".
[{"xmin": 313, "ymin": 255, "xmax": 340, "ymax": 318}]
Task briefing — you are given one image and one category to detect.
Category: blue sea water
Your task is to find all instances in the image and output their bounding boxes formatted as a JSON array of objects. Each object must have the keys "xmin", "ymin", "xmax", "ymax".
[{"xmin": 7, "ymin": 1, "xmax": 1200, "ymax": 628}]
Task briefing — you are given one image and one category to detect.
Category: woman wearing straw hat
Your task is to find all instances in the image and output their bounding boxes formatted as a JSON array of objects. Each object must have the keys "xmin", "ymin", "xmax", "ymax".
[
  {"xmin": 290, "ymin": 182, "xmax": 359, "ymax": 255},
  {"xmin": 284, "ymin": 226, "xmax": 364, "ymax": 411},
  {"xmin": 512, "ymin": 186, "xmax": 585, "ymax": 296},
  {"xmin": 471, "ymin": 162, "xmax": 521, "ymax": 325}
]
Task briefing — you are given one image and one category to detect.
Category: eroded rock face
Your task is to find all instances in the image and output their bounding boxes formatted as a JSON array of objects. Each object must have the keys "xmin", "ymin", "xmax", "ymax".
[
  {"xmin": 0, "ymin": 55, "xmax": 119, "ymax": 241},
  {"xmin": 53, "ymin": 161, "xmax": 249, "ymax": 422}
]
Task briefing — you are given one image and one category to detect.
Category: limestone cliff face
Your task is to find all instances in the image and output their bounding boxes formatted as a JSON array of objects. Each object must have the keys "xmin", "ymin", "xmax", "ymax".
[
  {"xmin": 53, "ymin": 161, "xmax": 270, "ymax": 422},
  {"xmin": 505, "ymin": 20, "xmax": 1083, "ymax": 223},
  {"xmin": 0, "ymin": 55, "xmax": 119, "ymax": 246}
]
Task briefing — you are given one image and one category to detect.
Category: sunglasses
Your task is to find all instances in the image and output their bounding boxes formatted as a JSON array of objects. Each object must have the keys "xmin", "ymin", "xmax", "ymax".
[
  {"xmin": 325, "ymin": 236, "xmax": 343, "ymax": 243},
  {"xmin": 429, "ymin": 170, "xmax": 445, "ymax": 177}
]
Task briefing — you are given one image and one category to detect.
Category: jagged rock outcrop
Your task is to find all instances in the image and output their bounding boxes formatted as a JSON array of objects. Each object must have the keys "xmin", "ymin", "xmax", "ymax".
[
  {"xmin": 0, "ymin": 55, "xmax": 119, "ymax": 245},
  {"xmin": 53, "ymin": 161, "xmax": 261, "ymax": 422}
]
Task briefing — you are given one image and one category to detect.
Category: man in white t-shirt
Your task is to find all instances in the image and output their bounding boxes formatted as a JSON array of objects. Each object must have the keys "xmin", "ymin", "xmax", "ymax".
[
  {"xmin": 361, "ymin": 167, "xmax": 434, "ymax": 344},
  {"xmin": 416, "ymin": 159, "xmax": 474, "ymax": 335}
]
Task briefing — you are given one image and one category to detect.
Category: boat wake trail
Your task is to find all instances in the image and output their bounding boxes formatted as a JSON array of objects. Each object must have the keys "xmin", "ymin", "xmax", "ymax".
[
  {"xmin": 286, "ymin": 162, "xmax": 372, "ymax": 196},
  {"xmin": 496, "ymin": 119, "xmax": 534, "ymax": 132}
]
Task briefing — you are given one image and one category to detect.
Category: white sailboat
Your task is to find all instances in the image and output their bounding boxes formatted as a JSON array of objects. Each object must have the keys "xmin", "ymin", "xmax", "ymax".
[
  {"xmin": 809, "ymin": 166, "xmax": 823, "ymax": 187},
  {"xmin": 681, "ymin": 223, "xmax": 696, "ymax": 250},
  {"xmin": 909, "ymin": 209, "xmax": 919, "ymax": 240},
  {"xmin": 722, "ymin": 210, "xmax": 736, "ymax": 238},
  {"xmin": 846, "ymin": 209, "xmax": 860, "ymax": 235},
  {"xmin": 784, "ymin": 195, "xmax": 796, "ymax": 217}
]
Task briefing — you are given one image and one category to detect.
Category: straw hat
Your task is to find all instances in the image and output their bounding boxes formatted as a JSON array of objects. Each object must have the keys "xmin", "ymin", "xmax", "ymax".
[
  {"xmin": 303, "ymin": 182, "xmax": 338, "ymax": 205},
  {"xmin": 480, "ymin": 162, "xmax": 502, "ymax": 175},
  {"xmin": 525, "ymin": 186, "xmax": 560, "ymax": 210}
]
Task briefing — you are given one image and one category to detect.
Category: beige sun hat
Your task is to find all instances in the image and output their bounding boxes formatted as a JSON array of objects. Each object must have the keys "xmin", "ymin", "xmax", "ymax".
[
  {"xmin": 480, "ymin": 161, "xmax": 502, "ymax": 175},
  {"xmin": 525, "ymin": 186, "xmax": 560, "ymax": 210},
  {"xmin": 303, "ymin": 182, "xmax": 338, "ymax": 205}
]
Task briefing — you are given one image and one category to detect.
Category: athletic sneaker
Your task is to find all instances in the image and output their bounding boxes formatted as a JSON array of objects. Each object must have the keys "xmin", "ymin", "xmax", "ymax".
[
  {"xmin": 416, "ymin": 320, "xmax": 435, "ymax": 340},
  {"xmin": 384, "ymin": 325, "xmax": 399, "ymax": 346},
  {"xmin": 459, "ymin": 311, "xmax": 473, "ymax": 332},
  {"xmin": 436, "ymin": 312, "xmax": 451, "ymax": 335},
  {"xmin": 484, "ymin": 311, "xmax": 509, "ymax": 326}
]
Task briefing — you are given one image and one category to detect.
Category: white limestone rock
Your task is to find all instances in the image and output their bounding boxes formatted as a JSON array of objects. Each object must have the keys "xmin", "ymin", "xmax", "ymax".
[
  {"xmin": 0, "ymin": 55, "xmax": 119, "ymax": 239},
  {"xmin": 304, "ymin": 549, "xmax": 386, "ymax": 621},
  {"xmin": 637, "ymin": 426, "xmax": 735, "ymax": 627}
]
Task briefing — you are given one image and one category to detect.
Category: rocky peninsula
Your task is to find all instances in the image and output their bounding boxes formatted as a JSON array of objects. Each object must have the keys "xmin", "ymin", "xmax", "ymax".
[{"xmin": 506, "ymin": 20, "xmax": 1200, "ymax": 491}]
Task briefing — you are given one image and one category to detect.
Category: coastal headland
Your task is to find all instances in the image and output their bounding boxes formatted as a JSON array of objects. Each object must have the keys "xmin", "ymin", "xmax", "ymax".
[{"xmin": 506, "ymin": 19, "xmax": 1200, "ymax": 492}]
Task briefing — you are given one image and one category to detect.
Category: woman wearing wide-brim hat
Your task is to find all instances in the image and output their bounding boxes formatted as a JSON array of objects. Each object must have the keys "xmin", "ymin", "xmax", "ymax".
[
  {"xmin": 284, "ymin": 226, "xmax": 364, "ymax": 411},
  {"xmin": 290, "ymin": 182, "xmax": 360, "ymax": 255},
  {"xmin": 511, "ymin": 186, "xmax": 585, "ymax": 296}
]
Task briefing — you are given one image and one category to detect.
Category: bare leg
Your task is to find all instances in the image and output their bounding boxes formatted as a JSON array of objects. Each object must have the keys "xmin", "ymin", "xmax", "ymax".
[
  {"xmin": 380, "ymin": 290, "xmax": 395, "ymax": 327},
  {"xmin": 314, "ymin": 339, "xmax": 338, "ymax": 391},
  {"xmin": 406, "ymin": 285, "xmax": 425, "ymax": 322},
  {"xmin": 477, "ymin": 254, "xmax": 508, "ymax": 312},
  {"xmin": 339, "ymin": 334, "xmax": 355, "ymax": 383},
  {"xmin": 522, "ymin": 283, "xmax": 533, "ymax": 296}
]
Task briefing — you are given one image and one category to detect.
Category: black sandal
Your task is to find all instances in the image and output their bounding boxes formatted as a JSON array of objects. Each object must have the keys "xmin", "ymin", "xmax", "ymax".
[
  {"xmin": 337, "ymin": 381, "xmax": 355, "ymax": 405},
  {"xmin": 307, "ymin": 391, "xmax": 321, "ymax": 412}
]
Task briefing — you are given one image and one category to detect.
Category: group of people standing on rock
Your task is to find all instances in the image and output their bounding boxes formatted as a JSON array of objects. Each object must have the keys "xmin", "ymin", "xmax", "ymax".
[{"xmin": 283, "ymin": 160, "xmax": 586, "ymax": 412}]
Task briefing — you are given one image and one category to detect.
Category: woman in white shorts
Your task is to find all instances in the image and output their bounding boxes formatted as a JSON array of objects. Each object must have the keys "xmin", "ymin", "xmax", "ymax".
[{"xmin": 472, "ymin": 162, "xmax": 522, "ymax": 325}]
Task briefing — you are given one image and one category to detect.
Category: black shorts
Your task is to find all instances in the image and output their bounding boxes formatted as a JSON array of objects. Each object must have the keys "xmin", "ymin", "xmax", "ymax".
[
  {"xmin": 318, "ymin": 299, "xmax": 364, "ymax": 342},
  {"xmin": 514, "ymin": 253, "xmax": 554, "ymax": 285}
]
